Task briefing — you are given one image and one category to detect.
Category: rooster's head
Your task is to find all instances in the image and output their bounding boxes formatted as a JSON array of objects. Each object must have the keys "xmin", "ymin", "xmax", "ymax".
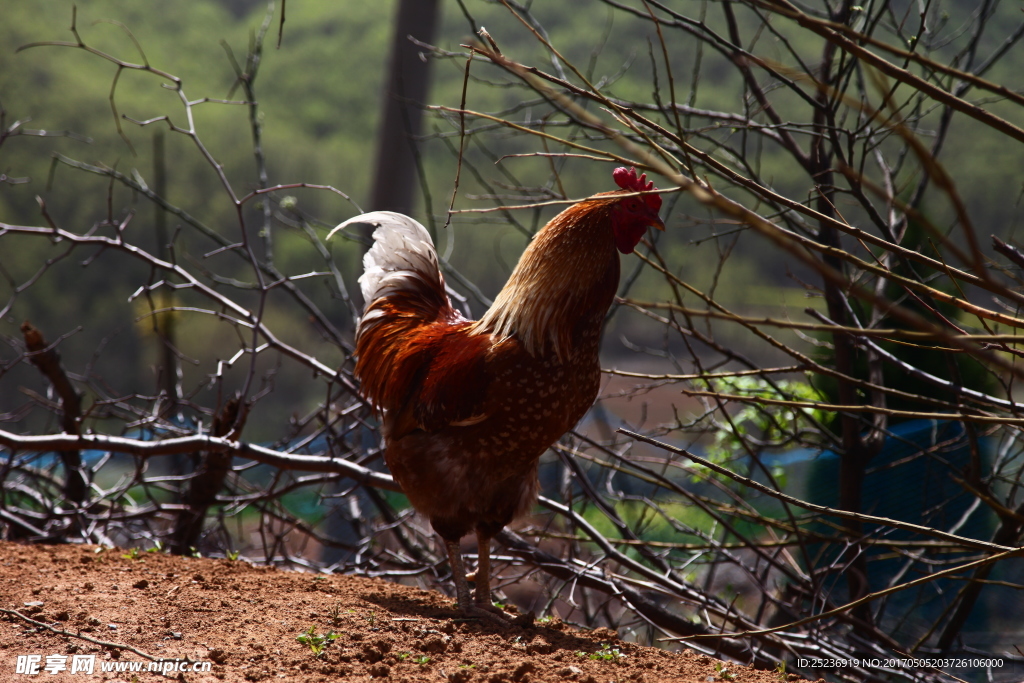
[{"xmin": 608, "ymin": 166, "xmax": 665, "ymax": 254}]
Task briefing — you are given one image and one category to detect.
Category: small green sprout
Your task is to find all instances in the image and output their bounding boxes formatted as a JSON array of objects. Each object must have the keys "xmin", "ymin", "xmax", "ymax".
[
  {"xmin": 121, "ymin": 548, "xmax": 141, "ymax": 561},
  {"xmin": 414, "ymin": 655, "xmax": 431, "ymax": 665},
  {"xmin": 576, "ymin": 644, "xmax": 625, "ymax": 662},
  {"xmin": 295, "ymin": 626, "xmax": 340, "ymax": 658},
  {"xmin": 715, "ymin": 661, "xmax": 735, "ymax": 681},
  {"xmin": 590, "ymin": 644, "xmax": 625, "ymax": 662}
]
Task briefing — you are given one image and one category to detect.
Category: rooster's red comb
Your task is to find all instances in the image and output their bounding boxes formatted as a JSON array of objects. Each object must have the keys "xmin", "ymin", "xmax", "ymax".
[{"xmin": 613, "ymin": 166, "xmax": 662, "ymax": 211}]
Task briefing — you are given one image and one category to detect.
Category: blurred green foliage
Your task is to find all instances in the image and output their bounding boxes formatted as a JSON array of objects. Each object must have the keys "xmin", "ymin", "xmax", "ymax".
[{"xmin": 704, "ymin": 376, "xmax": 831, "ymax": 482}]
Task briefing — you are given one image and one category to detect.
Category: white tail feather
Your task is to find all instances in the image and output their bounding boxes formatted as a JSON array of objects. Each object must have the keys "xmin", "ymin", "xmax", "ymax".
[{"xmin": 330, "ymin": 211, "xmax": 441, "ymax": 307}]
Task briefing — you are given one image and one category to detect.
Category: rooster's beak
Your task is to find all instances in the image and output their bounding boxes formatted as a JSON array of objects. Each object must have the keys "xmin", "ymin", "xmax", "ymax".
[{"xmin": 649, "ymin": 214, "xmax": 666, "ymax": 231}]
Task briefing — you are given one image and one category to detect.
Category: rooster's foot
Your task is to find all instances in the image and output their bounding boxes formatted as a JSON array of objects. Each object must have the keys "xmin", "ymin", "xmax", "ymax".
[
  {"xmin": 464, "ymin": 603, "xmax": 534, "ymax": 627},
  {"xmin": 462, "ymin": 604, "xmax": 513, "ymax": 626}
]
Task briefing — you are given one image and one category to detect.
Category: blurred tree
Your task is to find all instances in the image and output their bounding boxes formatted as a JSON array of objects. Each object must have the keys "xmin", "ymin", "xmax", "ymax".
[{"xmin": 369, "ymin": 0, "xmax": 442, "ymax": 217}]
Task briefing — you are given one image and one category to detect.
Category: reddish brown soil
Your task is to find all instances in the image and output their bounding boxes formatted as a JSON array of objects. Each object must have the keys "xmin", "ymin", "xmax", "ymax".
[{"xmin": 0, "ymin": 542, "xmax": 810, "ymax": 682}]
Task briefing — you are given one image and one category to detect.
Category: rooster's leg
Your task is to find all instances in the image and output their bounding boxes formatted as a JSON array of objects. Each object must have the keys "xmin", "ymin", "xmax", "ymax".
[
  {"xmin": 473, "ymin": 532, "xmax": 498, "ymax": 609},
  {"xmin": 473, "ymin": 531, "xmax": 535, "ymax": 626},
  {"xmin": 444, "ymin": 540, "xmax": 474, "ymax": 612},
  {"xmin": 461, "ymin": 536, "xmax": 501, "ymax": 610},
  {"xmin": 446, "ymin": 539, "xmax": 514, "ymax": 625}
]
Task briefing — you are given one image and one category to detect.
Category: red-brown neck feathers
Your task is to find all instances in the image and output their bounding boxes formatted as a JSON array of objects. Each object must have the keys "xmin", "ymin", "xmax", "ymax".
[
  {"xmin": 472, "ymin": 197, "xmax": 622, "ymax": 362},
  {"xmin": 472, "ymin": 167, "xmax": 663, "ymax": 360}
]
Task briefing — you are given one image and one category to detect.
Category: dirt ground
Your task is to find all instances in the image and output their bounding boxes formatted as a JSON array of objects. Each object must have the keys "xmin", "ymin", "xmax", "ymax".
[{"xmin": 0, "ymin": 541, "xmax": 812, "ymax": 683}]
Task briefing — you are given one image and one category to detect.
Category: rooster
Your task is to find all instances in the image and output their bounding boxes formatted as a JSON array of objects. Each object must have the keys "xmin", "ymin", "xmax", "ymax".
[{"xmin": 329, "ymin": 167, "xmax": 664, "ymax": 622}]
